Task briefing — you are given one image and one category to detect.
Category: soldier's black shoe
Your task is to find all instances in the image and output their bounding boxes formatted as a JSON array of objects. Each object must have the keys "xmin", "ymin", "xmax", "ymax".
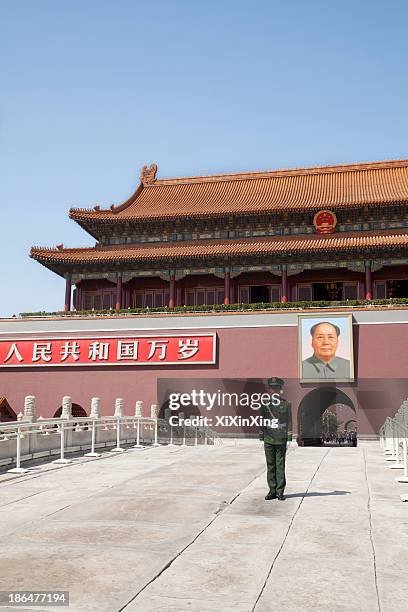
[
  {"xmin": 265, "ymin": 492, "xmax": 276, "ymax": 500},
  {"xmin": 277, "ymin": 494, "xmax": 286, "ymax": 501}
]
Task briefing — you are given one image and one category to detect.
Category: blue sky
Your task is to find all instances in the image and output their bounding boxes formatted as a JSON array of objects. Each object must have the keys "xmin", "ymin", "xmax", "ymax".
[{"xmin": 1, "ymin": 0, "xmax": 408, "ymax": 316}]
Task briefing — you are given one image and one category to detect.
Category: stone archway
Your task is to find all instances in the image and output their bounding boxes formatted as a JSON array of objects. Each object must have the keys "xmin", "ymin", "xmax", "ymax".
[
  {"xmin": 0, "ymin": 397, "xmax": 17, "ymax": 422},
  {"xmin": 297, "ymin": 387, "xmax": 356, "ymax": 446},
  {"xmin": 53, "ymin": 404, "xmax": 87, "ymax": 418},
  {"xmin": 344, "ymin": 419, "xmax": 357, "ymax": 431}
]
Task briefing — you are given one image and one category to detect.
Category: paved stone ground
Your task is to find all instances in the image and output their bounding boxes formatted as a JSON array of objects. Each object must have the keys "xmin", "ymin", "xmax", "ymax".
[{"xmin": 0, "ymin": 441, "xmax": 407, "ymax": 612}]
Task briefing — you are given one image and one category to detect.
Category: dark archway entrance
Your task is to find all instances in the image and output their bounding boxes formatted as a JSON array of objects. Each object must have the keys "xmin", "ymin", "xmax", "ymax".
[
  {"xmin": 0, "ymin": 397, "xmax": 17, "ymax": 422},
  {"xmin": 297, "ymin": 387, "xmax": 356, "ymax": 446},
  {"xmin": 53, "ymin": 404, "xmax": 87, "ymax": 418}
]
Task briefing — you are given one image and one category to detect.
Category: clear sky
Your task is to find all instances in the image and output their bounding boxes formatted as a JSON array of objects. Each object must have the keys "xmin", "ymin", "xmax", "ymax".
[{"xmin": 1, "ymin": 0, "xmax": 408, "ymax": 316}]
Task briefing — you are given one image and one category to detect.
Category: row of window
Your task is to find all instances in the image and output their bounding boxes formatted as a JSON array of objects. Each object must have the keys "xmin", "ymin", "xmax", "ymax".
[
  {"xmin": 296, "ymin": 280, "xmax": 408, "ymax": 301},
  {"xmin": 82, "ymin": 290, "xmax": 171, "ymax": 310},
  {"xmin": 297, "ymin": 283, "xmax": 359, "ymax": 302},
  {"xmin": 81, "ymin": 286, "xmax": 279, "ymax": 309},
  {"xmin": 79, "ymin": 280, "xmax": 408, "ymax": 310},
  {"xmin": 82, "ymin": 292, "xmax": 116, "ymax": 311}
]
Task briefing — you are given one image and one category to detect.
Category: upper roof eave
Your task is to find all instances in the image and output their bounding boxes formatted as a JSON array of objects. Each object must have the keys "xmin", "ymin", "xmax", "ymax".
[
  {"xmin": 69, "ymin": 197, "xmax": 408, "ymax": 226},
  {"xmin": 68, "ymin": 158, "xmax": 408, "ymax": 225}
]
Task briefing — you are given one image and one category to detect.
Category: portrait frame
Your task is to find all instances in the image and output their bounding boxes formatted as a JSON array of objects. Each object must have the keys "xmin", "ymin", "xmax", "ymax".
[{"xmin": 298, "ymin": 314, "xmax": 354, "ymax": 383}]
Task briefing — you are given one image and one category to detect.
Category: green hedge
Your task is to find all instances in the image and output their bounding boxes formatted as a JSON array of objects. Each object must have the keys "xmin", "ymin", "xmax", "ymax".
[{"xmin": 19, "ymin": 298, "xmax": 408, "ymax": 318}]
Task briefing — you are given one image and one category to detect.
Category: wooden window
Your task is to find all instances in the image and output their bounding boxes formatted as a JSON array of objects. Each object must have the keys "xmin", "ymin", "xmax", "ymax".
[
  {"xmin": 154, "ymin": 292, "xmax": 163, "ymax": 308},
  {"xmin": 145, "ymin": 292, "xmax": 154, "ymax": 308},
  {"xmin": 216, "ymin": 288, "xmax": 225, "ymax": 304},
  {"xmin": 92, "ymin": 295, "xmax": 101, "ymax": 310},
  {"xmin": 297, "ymin": 285, "xmax": 312, "ymax": 301},
  {"xmin": 206, "ymin": 289, "xmax": 215, "ymax": 305},
  {"xmin": 134, "ymin": 292, "xmax": 144, "ymax": 308},
  {"xmin": 343, "ymin": 283, "xmax": 358, "ymax": 300},
  {"xmin": 84, "ymin": 293, "xmax": 93, "ymax": 310},
  {"xmin": 186, "ymin": 290, "xmax": 195, "ymax": 306},
  {"xmin": 374, "ymin": 281, "xmax": 387, "ymax": 299},
  {"xmin": 270, "ymin": 286, "xmax": 281, "ymax": 302},
  {"xmin": 102, "ymin": 292, "xmax": 113, "ymax": 310},
  {"xmin": 196, "ymin": 289, "xmax": 206, "ymax": 306},
  {"xmin": 239, "ymin": 286, "xmax": 250, "ymax": 303}
]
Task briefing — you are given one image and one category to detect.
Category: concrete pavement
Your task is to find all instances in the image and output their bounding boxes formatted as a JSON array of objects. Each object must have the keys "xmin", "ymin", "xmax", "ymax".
[{"xmin": 0, "ymin": 441, "xmax": 407, "ymax": 612}]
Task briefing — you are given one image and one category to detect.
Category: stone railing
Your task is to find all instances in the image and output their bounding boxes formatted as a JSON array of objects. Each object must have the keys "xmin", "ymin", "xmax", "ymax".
[
  {"xmin": 0, "ymin": 396, "xmax": 221, "ymax": 474},
  {"xmin": 379, "ymin": 399, "xmax": 408, "ymax": 501}
]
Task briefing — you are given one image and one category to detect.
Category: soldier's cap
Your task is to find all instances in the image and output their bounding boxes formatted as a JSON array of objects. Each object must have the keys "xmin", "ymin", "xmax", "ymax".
[{"xmin": 267, "ymin": 377, "xmax": 284, "ymax": 389}]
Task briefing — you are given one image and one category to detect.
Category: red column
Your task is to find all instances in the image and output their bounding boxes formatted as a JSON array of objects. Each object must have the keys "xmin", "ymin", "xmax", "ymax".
[
  {"xmin": 116, "ymin": 274, "xmax": 123, "ymax": 310},
  {"xmin": 224, "ymin": 269, "xmax": 230, "ymax": 305},
  {"xmin": 77, "ymin": 286, "xmax": 82, "ymax": 311},
  {"xmin": 176, "ymin": 285, "xmax": 182, "ymax": 307},
  {"xmin": 365, "ymin": 261, "xmax": 372, "ymax": 300},
  {"xmin": 281, "ymin": 265, "xmax": 288, "ymax": 302},
  {"xmin": 64, "ymin": 276, "xmax": 72, "ymax": 312},
  {"xmin": 230, "ymin": 278, "xmax": 235, "ymax": 304},
  {"xmin": 169, "ymin": 274, "xmax": 176, "ymax": 308}
]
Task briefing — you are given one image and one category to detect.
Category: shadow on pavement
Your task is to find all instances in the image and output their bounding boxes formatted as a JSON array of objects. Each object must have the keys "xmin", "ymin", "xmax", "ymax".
[{"xmin": 285, "ymin": 490, "xmax": 350, "ymax": 498}]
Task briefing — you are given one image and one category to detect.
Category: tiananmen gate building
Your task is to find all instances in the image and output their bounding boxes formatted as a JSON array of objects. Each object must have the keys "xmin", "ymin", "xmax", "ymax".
[
  {"xmin": 30, "ymin": 159, "xmax": 408, "ymax": 311},
  {"xmin": 1, "ymin": 158, "xmax": 408, "ymax": 443}
]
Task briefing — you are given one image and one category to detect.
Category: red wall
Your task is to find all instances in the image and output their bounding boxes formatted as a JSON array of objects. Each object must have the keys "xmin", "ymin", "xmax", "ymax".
[{"xmin": 0, "ymin": 319, "xmax": 407, "ymax": 435}]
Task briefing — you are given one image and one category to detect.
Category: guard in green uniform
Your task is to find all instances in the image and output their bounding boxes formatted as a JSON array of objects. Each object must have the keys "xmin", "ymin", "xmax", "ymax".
[{"xmin": 259, "ymin": 377, "xmax": 292, "ymax": 501}]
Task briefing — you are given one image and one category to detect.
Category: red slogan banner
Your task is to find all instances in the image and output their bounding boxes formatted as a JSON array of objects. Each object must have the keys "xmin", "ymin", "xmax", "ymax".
[{"xmin": 0, "ymin": 334, "xmax": 216, "ymax": 367}]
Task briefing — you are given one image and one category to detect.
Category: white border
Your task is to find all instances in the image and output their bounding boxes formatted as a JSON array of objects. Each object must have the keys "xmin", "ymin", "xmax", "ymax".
[
  {"xmin": 0, "ymin": 332, "xmax": 217, "ymax": 368},
  {"xmin": 297, "ymin": 314, "xmax": 355, "ymax": 383}
]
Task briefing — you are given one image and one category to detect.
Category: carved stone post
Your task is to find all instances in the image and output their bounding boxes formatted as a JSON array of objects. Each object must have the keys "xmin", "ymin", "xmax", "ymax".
[
  {"xmin": 90, "ymin": 397, "xmax": 100, "ymax": 418},
  {"xmin": 114, "ymin": 398, "xmax": 124, "ymax": 418},
  {"xmin": 23, "ymin": 395, "xmax": 36, "ymax": 422},
  {"xmin": 61, "ymin": 396, "xmax": 72, "ymax": 419},
  {"xmin": 151, "ymin": 404, "xmax": 159, "ymax": 446},
  {"xmin": 134, "ymin": 400, "xmax": 143, "ymax": 418}
]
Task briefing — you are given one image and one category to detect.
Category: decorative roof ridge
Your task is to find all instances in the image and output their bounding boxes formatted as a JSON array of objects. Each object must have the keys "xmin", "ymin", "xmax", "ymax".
[
  {"xmin": 30, "ymin": 244, "xmax": 99, "ymax": 256},
  {"xmin": 69, "ymin": 164, "xmax": 158, "ymax": 218},
  {"xmin": 151, "ymin": 158, "xmax": 408, "ymax": 186},
  {"xmin": 69, "ymin": 178, "xmax": 145, "ymax": 217}
]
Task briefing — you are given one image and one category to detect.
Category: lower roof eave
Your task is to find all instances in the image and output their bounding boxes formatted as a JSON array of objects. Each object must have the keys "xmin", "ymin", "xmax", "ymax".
[{"xmin": 30, "ymin": 248, "xmax": 408, "ymax": 279}]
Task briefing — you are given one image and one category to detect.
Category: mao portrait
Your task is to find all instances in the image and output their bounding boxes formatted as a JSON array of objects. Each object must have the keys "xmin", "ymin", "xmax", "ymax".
[{"xmin": 298, "ymin": 314, "xmax": 354, "ymax": 382}]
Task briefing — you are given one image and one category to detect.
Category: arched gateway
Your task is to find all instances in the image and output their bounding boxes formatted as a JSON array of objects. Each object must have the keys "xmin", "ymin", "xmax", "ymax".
[
  {"xmin": 53, "ymin": 404, "xmax": 87, "ymax": 418},
  {"xmin": 0, "ymin": 396, "xmax": 17, "ymax": 422},
  {"xmin": 297, "ymin": 387, "xmax": 356, "ymax": 446}
]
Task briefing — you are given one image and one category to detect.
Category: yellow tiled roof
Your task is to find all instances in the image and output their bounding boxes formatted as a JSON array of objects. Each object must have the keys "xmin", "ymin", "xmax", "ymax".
[
  {"xmin": 31, "ymin": 230, "xmax": 408, "ymax": 266},
  {"xmin": 69, "ymin": 159, "xmax": 408, "ymax": 223}
]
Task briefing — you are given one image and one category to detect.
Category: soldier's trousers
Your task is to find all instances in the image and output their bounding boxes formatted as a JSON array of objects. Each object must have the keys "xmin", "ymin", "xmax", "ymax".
[{"xmin": 264, "ymin": 443, "xmax": 287, "ymax": 495}]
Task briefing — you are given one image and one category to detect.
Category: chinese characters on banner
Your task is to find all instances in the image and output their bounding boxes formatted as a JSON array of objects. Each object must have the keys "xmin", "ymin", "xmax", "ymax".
[{"xmin": 0, "ymin": 334, "xmax": 216, "ymax": 367}]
